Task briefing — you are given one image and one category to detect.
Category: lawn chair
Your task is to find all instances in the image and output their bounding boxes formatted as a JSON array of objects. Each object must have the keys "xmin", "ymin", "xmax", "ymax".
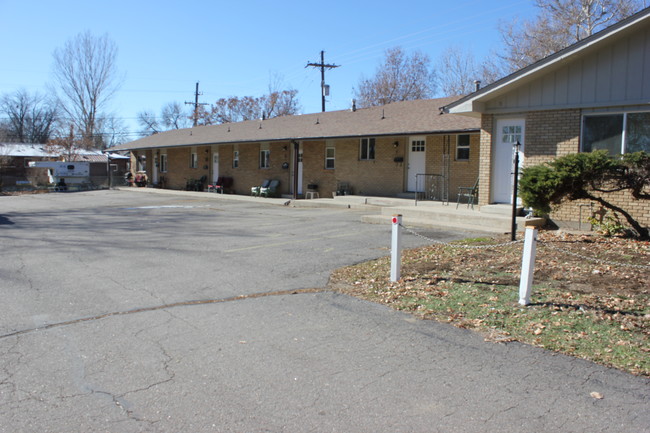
[
  {"xmin": 260, "ymin": 179, "xmax": 280, "ymax": 197},
  {"xmin": 456, "ymin": 177, "xmax": 479, "ymax": 209},
  {"xmin": 208, "ymin": 177, "xmax": 223, "ymax": 193},
  {"xmin": 251, "ymin": 179, "xmax": 270, "ymax": 196},
  {"xmin": 336, "ymin": 181, "xmax": 351, "ymax": 196}
]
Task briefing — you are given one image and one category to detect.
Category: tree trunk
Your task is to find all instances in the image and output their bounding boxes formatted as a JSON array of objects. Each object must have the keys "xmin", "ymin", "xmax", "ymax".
[{"xmin": 587, "ymin": 193, "xmax": 649, "ymax": 240}]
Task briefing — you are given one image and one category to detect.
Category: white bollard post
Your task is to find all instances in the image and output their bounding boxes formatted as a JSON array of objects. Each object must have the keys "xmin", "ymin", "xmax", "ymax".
[
  {"xmin": 518, "ymin": 225, "xmax": 538, "ymax": 306},
  {"xmin": 390, "ymin": 214, "xmax": 402, "ymax": 282}
]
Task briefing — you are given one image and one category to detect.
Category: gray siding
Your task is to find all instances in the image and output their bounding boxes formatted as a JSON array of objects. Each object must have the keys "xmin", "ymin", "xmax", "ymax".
[{"xmin": 485, "ymin": 26, "xmax": 650, "ymax": 112}]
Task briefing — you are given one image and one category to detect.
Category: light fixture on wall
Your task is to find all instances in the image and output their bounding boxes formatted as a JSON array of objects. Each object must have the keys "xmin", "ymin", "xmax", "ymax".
[
  {"xmin": 282, "ymin": 145, "xmax": 288, "ymax": 151},
  {"xmin": 393, "ymin": 141, "xmax": 399, "ymax": 148}
]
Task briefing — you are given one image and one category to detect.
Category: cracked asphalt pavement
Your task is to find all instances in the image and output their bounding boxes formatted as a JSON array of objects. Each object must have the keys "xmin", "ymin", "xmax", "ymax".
[{"xmin": 1, "ymin": 190, "xmax": 648, "ymax": 432}]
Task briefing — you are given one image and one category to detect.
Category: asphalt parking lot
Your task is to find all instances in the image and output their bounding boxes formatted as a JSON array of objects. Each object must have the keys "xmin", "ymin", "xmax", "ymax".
[{"xmin": 1, "ymin": 190, "xmax": 648, "ymax": 432}]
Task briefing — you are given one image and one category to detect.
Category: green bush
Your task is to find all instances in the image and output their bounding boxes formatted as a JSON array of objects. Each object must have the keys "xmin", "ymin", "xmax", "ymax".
[{"xmin": 519, "ymin": 150, "xmax": 649, "ymax": 239}]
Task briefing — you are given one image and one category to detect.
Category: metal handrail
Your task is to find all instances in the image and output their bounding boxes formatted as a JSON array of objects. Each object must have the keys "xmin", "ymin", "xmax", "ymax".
[{"xmin": 414, "ymin": 173, "xmax": 445, "ymax": 206}]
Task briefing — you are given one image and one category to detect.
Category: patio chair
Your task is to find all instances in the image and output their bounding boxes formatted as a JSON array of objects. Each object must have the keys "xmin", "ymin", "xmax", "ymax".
[
  {"xmin": 251, "ymin": 179, "xmax": 270, "ymax": 196},
  {"xmin": 336, "ymin": 181, "xmax": 351, "ymax": 196},
  {"xmin": 208, "ymin": 177, "xmax": 224, "ymax": 193},
  {"xmin": 456, "ymin": 177, "xmax": 479, "ymax": 209},
  {"xmin": 260, "ymin": 179, "xmax": 280, "ymax": 197}
]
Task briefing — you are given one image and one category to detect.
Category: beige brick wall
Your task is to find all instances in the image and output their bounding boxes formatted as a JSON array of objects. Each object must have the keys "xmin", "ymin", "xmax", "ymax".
[
  {"xmin": 479, "ymin": 109, "xmax": 649, "ymax": 229},
  {"xmin": 478, "ymin": 114, "xmax": 493, "ymax": 206},
  {"xmin": 327, "ymin": 136, "xmax": 405, "ymax": 196},
  {"xmin": 161, "ymin": 146, "xmax": 211, "ymax": 189},
  {"xmin": 302, "ymin": 140, "xmax": 337, "ymax": 195},
  {"xmin": 134, "ymin": 132, "xmax": 480, "ymax": 200},
  {"xmin": 525, "ymin": 109, "xmax": 581, "ymax": 164},
  {"xmin": 424, "ymin": 134, "xmax": 480, "ymax": 201}
]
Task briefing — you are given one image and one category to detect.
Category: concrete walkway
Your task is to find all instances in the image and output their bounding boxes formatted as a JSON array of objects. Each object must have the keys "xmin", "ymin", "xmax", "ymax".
[{"xmin": 117, "ymin": 187, "xmax": 543, "ymax": 234}]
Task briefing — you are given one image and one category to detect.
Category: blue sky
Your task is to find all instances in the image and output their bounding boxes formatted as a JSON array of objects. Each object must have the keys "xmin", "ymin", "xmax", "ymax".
[{"xmin": 0, "ymin": 0, "xmax": 536, "ymax": 140}]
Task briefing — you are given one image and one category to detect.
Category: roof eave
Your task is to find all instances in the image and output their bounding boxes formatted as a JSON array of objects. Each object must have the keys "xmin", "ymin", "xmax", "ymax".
[
  {"xmin": 116, "ymin": 128, "xmax": 482, "ymax": 151},
  {"xmin": 444, "ymin": 7, "xmax": 650, "ymax": 115}
]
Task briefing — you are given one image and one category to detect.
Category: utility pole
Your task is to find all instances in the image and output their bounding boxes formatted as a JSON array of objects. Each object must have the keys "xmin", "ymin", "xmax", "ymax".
[
  {"xmin": 185, "ymin": 82, "xmax": 208, "ymax": 127},
  {"xmin": 306, "ymin": 51, "xmax": 340, "ymax": 112}
]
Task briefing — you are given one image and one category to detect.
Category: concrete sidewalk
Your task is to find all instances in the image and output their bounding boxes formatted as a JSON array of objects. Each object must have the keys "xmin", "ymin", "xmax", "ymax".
[{"xmin": 116, "ymin": 186, "xmax": 544, "ymax": 234}]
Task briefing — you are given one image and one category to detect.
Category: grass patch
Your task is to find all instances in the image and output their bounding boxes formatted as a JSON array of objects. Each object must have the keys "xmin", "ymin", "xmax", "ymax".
[{"xmin": 329, "ymin": 232, "xmax": 650, "ymax": 376}]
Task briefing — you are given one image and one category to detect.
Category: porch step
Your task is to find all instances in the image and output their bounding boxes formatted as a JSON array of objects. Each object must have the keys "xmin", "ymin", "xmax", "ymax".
[
  {"xmin": 363, "ymin": 203, "xmax": 543, "ymax": 233},
  {"xmin": 480, "ymin": 204, "xmax": 524, "ymax": 216}
]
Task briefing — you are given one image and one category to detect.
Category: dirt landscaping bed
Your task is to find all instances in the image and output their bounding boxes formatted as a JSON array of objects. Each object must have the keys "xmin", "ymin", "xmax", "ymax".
[{"xmin": 329, "ymin": 230, "xmax": 650, "ymax": 376}]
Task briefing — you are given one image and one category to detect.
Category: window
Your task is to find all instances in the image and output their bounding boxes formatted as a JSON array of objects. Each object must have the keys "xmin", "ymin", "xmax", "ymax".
[
  {"xmin": 160, "ymin": 154, "xmax": 167, "ymax": 172},
  {"xmin": 625, "ymin": 112, "xmax": 650, "ymax": 153},
  {"xmin": 360, "ymin": 138, "xmax": 375, "ymax": 160},
  {"xmin": 411, "ymin": 139, "xmax": 425, "ymax": 152},
  {"xmin": 325, "ymin": 146, "xmax": 335, "ymax": 169},
  {"xmin": 502, "ymin": 125, "xmax": 523, "ymax": 144},
  {"xmin": 190, "ymin": 150, "xmax": 198, "ymax": 168},
  {"xmin": 260, "ymin": 149, "xmax": 270, "ymax": 168},
  {"xmin": 233, "ymin": 150, "xmax": 239, "ymax": 168},
  {"xmin": 456, "ymin": 134, "xmax": 470, "ymax": 160},
  {"xmin": 582, "ymin": 111, "xmax": 650, "ymax": 154}
]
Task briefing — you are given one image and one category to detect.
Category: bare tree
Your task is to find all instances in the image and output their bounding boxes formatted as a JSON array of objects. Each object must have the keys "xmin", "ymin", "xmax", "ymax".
[
  {"xmin": 500, "ymin": 0, "xmax": 643, "ymax": 71},
  {"xmin": 137, "ymin": 110, "xmax": 161, "ymax": 135},
  {"xmin": 97, "ymin": 115, "xmax": 129, "ymax": 148},
  {"xmin": 437, "ymin": 46, "xmax": 481, "ymax": 96},
  {"xmin": 538, "ymin": 0, "xmax": 642, "ymax": 40},
  {"xmin": 200, "ymin": 96, "xmax": 256, "ymax": 124},
  {"xmin": 46, "ymin": 124, "xmax": 83, "ymax": 162},
  {"xmin": 161, "ymin": 102, "xmax": 191, "ymax": 130},
  {"xmin": 199, "ymin": 90, "xmax": 301, "ymax": 125},
  {"xmin": 355, "ymin": 47, "xmax": 437, "ymax": 108},
  {"xmin": 51, "ymin": 31, "xmax": 121, "ymax": 148},
  {"xmin": 138, "ymin": 102, "xmax": 192, "ymax": 135},
  {"xmin": 0, "ymin": 90, "xmax": 58, "ymax": 143},
  {"xmin": 262, "ymin": 74, "xmax": 301, "ymax": 119}
]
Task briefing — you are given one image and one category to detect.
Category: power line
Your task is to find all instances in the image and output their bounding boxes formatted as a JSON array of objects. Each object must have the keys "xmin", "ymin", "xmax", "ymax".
[{"xmin": 306, "ymin": 51, "xmax": 340, "ymax": 112}]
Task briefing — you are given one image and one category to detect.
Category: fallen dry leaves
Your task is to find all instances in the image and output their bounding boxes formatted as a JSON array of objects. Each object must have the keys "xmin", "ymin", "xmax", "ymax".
[{"xmin": 329, "ymin": 230, "xmax": 650, "ymax": 376}]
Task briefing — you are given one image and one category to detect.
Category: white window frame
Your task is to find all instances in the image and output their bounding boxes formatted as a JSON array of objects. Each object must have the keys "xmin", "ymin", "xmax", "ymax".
[
  {"xmin": 233, "ymin": 150, "xmax": 239, "ymax": 168},
  {"xmin": 581, "ymin": 110, "xmax": 650, "ymax": 154},
  {"xmin": 360, "ymin": 137, "xmax": 375, "ymax": 160},
  {"xmin": 456, "ymin": 134, "xmax": 470, "ymax": 161},
  {"xmin": 325, "ymin": 146, "xmax": 335, "ymax": 169},
  {"xmin": 259, "ymin": 143, "xmax": 270, "ymax": 169},
  {"xmin": 160, "ymin": 153, "xmax": 168, "ymax": 172},
  {"xmin": 190, "ymin": 147, "xmax": 198, "ymax": 169}
]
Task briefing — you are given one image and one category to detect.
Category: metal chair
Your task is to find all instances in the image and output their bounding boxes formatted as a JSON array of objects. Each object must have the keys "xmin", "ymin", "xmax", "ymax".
[{"xmin": 456, "ymin": 177, "xmax": 479, "ymax": 209}]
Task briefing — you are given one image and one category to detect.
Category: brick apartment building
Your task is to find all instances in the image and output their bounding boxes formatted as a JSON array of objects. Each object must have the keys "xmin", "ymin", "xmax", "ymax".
[
  {"xmin": 445, "ymin": 7, "xmax": 650, "ymax": 229},
  {"xmin": 113, "ymin": 97, "xmax": 480, "ymax": 200}
]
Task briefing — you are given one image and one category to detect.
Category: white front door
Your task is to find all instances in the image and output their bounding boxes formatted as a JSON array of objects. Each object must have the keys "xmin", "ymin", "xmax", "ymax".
[
  {"xmin": 152, "ymin": 155, "xmax": 159, "ymax": 184},
  {"xmin": 407, "ymin": 137, "xmax": 426, "ymax": 192},
  {"xmin": 212, "ymin": 153, "xmax": 219, "ymax": 184},
  {"xmin": 492, "ymin": 118, "xmax": 525, "ymax": 204},
  {"xmin": 297, "ymin": 150, "xmax": 303, "ymax": 195}
]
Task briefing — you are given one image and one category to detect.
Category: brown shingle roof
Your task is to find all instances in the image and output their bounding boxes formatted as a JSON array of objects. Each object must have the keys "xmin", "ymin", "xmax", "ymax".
[{"xmin": 113, "ymin": 97, "xmax": 479, "ymax": 151}]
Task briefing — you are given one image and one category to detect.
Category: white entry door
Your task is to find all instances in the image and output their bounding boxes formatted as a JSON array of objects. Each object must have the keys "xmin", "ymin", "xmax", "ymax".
[
  {"xmin": 492, "ymin": 118, "xmax": 525, "ymax": 204},
  {"xmin": 152, "ymin": 158, "xmax": 159, "ymax": 185},
  {"xmin": 297, "ymin": 150, "xmax": 303, "ymax": 195},
  {"xmin": 407, "ymin": 137, "xmax": 426, "ymax": 192},
  {"xmin": 212, "ymin": 153, "xmax": 219, "ymax": 184}
]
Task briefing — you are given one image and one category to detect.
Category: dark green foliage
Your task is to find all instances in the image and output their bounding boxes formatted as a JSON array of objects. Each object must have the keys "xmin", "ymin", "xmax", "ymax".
[{"xmin": 519, "ymin": 151, "xmax": 649, "ymax": 239}]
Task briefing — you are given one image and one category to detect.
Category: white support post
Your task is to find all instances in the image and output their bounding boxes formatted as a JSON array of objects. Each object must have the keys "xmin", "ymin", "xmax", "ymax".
[
  {"xmin": 390, "ymin": 215, "xmax": 402, "ymax": 282},
  {"xmin": 518, "ymin": 225, "xmax": 538, "ymax": 306}
]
